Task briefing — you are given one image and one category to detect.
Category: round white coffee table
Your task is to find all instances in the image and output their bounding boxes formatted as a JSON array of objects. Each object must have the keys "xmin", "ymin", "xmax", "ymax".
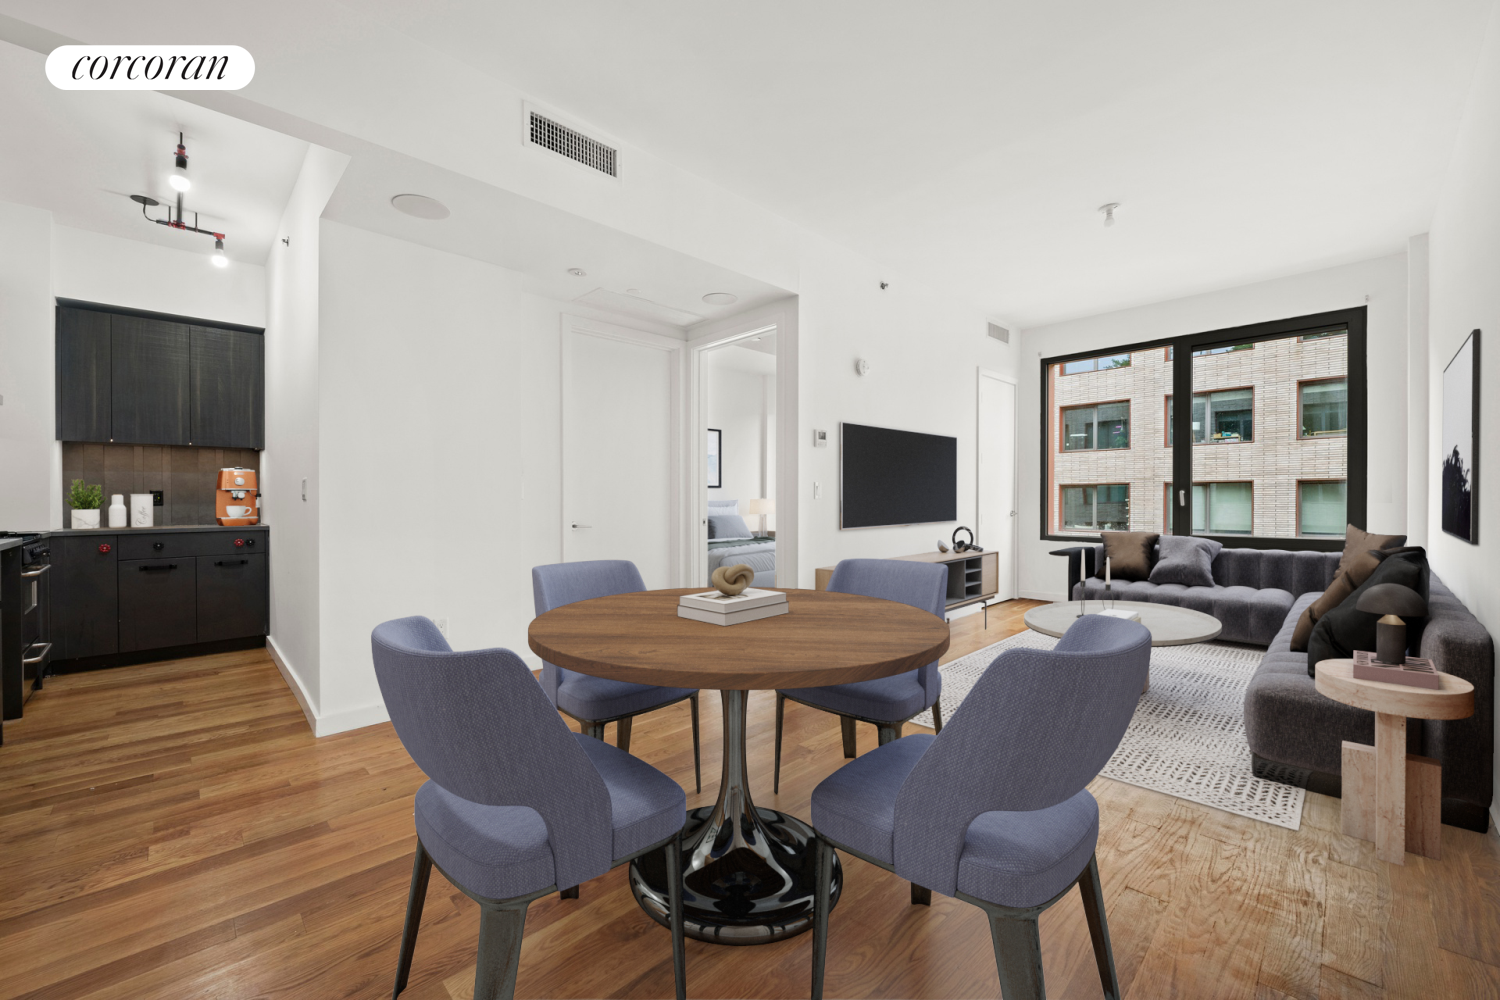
[{"xmin": 1024, "ymin": 600, "xmax": 1223, "ymax": 646}]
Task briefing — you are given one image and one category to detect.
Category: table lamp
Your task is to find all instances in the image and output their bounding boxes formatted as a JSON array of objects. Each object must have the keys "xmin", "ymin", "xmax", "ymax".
[
  {"xmin": 1355, "ymin": 583, "xmax": 1428, "ymax": 665},
  {"xmin": 744, "ymin": 497, "xmax": 774, "ymax": 537}
]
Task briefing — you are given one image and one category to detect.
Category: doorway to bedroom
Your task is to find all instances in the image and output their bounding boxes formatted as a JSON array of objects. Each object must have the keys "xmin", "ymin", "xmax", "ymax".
[{"xmin": 702, "ymin": 331, "xmax": 778, "ymax": 588}]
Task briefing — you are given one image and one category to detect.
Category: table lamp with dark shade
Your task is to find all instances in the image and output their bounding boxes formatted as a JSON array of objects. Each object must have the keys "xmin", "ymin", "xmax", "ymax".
[{"xmin": 1355, "ymin": 583, "xmax": 1428, "ymax": 665}]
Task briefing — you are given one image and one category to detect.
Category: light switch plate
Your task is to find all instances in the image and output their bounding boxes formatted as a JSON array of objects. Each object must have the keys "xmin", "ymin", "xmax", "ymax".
[{"xmin": 814, "ymin": 481, "xmax": 822, "ymax": 499}]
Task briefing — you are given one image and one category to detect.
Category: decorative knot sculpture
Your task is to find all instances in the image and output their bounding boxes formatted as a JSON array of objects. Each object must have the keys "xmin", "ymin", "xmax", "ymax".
[{"xmin": 712, "ymin": 563, "xmax": 755, "ymax": 597}]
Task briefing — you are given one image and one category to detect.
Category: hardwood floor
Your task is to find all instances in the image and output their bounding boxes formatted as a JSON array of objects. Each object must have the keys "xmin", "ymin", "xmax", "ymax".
[{"xmin": 1, "ymin": 599, "xmax": 1497, "ymax": 999}]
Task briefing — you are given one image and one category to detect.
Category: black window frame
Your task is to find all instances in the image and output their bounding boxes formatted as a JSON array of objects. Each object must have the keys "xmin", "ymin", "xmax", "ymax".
[{"xmin": 1041, "ymin": 307, "xmax": 1367, "ymax": 550}]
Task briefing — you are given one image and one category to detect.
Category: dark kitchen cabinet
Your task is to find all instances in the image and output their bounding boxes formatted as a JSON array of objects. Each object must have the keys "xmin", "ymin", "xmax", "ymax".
[
  {"xmin": 56, "ymin": 307, "xmax": 112, "ymax": 442},
  {"xmin": 190, "ymin": 326, "xmax": 265, "ymax": 448},
  {"xmin": 53, "ymin": 534, "xmax": 119, "ymax": 660},
  {"xmin": 118, "ymin": 558, "xmax": 197, "ymax": 652},
  {"xmin": 195, "ymin": 554, "xmax": 268, "ymax": 641},
  {"xmin": 110, "ymin": 314, "xmax": 191, "ymax": 445}
]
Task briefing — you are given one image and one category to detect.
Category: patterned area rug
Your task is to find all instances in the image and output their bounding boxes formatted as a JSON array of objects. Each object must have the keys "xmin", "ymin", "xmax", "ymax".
[{"xmin": 910, "ymin": 629, "xmax": 1305, "ymax": 830}]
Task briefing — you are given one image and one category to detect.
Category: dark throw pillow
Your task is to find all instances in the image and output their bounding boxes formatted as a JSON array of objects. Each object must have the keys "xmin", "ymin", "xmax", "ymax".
[
  {"xmin": 1289, "ymin": 570, "xmax": 1357, "ymax": 651},
  {"xmin": 1147, "ymin": 536, "xmax": 1224, "ymax": 588},
  {"xmin": 707, "ymin": 514, "xmax": 753, "ymax": 540},
  {"xmin": 1306, "ymin": 548, "xmax": 1428, "ymax": 676},
  {"xmin": 1100, "ymin": 531, "xmax": 1159, "ymax": 582}
]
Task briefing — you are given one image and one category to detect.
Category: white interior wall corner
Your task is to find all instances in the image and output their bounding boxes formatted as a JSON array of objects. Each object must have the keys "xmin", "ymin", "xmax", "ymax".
[{"xmin": 0, "ymin": 200, "xmax": 57, "ymax": 530}]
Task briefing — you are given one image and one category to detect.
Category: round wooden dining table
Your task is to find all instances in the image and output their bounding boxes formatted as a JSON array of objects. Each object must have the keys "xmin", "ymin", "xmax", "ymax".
[{"xmin": 528, "ymin": 587, "xmax": 950, "ymax": 944}]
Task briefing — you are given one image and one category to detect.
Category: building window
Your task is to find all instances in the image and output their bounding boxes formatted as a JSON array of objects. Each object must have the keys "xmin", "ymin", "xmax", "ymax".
[
  {"xmin": 1167, "ymin": 482, "xmax": 1254, "ymax": 534},
  {"xmin": 1061, "ymin": 401, "xmax": 1130, "ymax": 451},
  {"xmin": 1300, "ymin": 328, "xmax": 1347, "ymax": 342},
  {"xmin": 1166, "ymin": 344, "xmax": 1253, "ymax": 361},
  {"xmin": 1299, "ymin": 480, "xmax": 1347, "ymax": 535},
  {"xmin": 1060, "ymin": 352, "xmax": 1131, "ymax": 375},
  {"xmin": 1299, "ymin": 378, "xmax": 1348, "ymax": 438},
  {"xmin": 1062, "ymin": 485, "xmax": 1130, "ymax": 531},
  {"xmin": 1166, "ymin": 388, "xmax": 1254, "ymax": 444}
]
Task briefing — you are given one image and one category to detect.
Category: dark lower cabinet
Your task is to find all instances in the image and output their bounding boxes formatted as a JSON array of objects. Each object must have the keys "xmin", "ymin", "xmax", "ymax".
[
  {"xmin": 118, "ymin": 559, "xmax": 197, "ymax": 652},
  {"xmin": 196, "ymin": 554, "xmax": 268, "ymax": 642},
  {"xmin": 54, "ymin": 535, "xmax": 119, "ymax": 660}
]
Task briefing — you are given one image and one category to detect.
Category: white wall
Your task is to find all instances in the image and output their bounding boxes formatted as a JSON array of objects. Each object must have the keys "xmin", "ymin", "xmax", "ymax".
[
  {"xmin": 795, "ymin": 232, "xmax": 1021, "ymax": 587},
  {"xmin": 52, "ymin": 225, "xmax": 266, "ymax": 328},
  {"xmin": 314, "ymin": 220, "xmax": 568, "ymax": 726},
  {"xmin": 705, "ymin": 362, "xmax": 769, "ymax": 509},
  {"xmin": 1015, "ymin": 253, "xmax": 1410, "ymax": 601},
  {"xmin": 262, "ymin": 144, "xmax": 347, "ymax": 725},
  {"xmin": 0, "ymin": 200, "xmax": 59, "ymax": 529},
  {"xmin": 1425, "ymin": 2, "xmax": 1500, "ymax": 830}
]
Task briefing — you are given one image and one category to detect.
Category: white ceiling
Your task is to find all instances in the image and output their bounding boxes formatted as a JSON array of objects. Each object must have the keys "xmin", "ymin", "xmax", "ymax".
[
  {"xmin": 338, "ymin": 0, "xmax": 1494, "ymax": 325},
  {"xmin": 0, "ymin": 40, "xmax": 307, "ymax": 265},
  {"xmin": 707, "ymin": 337, "xmax": 777, "ymax": 376}
]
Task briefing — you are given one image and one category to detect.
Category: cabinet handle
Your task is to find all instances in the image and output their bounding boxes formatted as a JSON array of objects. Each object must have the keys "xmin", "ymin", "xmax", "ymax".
[
  {"xmin": 214, "ymin": 559, "xmax": 249, "ymax": 566},
  {"xmin": 138, "ymin": 563, "xmax": 178, "ymax": 571}
]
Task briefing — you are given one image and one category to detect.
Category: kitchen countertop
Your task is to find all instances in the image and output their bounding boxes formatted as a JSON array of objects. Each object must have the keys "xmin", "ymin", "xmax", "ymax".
[
  {"xmin": 0, "ymin": 537, "xmax": 21, "ymax": 553},
  {"xmin": 39, "ymin": 525, "xmax": 270, "ymax": 537}
]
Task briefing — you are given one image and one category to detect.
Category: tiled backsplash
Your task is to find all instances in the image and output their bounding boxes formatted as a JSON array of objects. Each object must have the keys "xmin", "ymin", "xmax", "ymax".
[{"xmin": 62, "ymin": 443, "xmax": 260, "ymax": 527}]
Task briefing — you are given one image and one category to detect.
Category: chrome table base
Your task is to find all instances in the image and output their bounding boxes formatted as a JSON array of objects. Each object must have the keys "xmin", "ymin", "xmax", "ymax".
[{"xmin": 630, "ymin": 689, "xmax": 842, "ymax": 944}]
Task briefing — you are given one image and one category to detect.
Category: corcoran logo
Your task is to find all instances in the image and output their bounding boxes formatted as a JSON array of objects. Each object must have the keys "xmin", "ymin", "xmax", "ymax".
[{"xmin": 45, "ymin": 45, "xmax": 254, "ymax": 90}]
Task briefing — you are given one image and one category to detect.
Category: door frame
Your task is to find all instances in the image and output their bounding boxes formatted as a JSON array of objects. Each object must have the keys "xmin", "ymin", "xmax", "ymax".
[
  {"xmin": 560, "ymin": 313, "xmax": 687, "ymax": 584},
  {"xmin": 977, "ymin": 366, "xmax": 1019, "ymax": 602},
  {"xmin": 686, "ymin": 299, "xmax": 799, "ymax": 588}
]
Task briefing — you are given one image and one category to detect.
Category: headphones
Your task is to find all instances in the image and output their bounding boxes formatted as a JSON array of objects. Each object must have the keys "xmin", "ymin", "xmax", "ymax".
[{"xmin": 951, "ymin": 526, "xmax": 984, "ymax": 553}]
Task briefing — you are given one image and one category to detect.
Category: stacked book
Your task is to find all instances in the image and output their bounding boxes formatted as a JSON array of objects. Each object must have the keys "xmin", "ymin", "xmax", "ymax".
[
  {"xmin": 677, "ymin": 588, "xmax": 789, "ymax": 626},
  {"xmin": 1351, "ymin": 649, "xmax": 1442, "ymax": 689}
]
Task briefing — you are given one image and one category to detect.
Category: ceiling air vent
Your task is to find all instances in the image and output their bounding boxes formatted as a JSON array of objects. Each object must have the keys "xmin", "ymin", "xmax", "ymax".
[{"xmin": 528, "ymin": 110, "xmax": 617, "ymax": 177}]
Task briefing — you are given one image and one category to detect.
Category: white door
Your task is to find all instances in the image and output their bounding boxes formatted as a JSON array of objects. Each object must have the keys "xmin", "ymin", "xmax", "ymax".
[
  {"xmin": 562, "ymin": 323, "xmax": 675, "ymax": 588},
  {"xmin": 978, "ymin": 372, "xmax": 1017, "ymax": 601}
]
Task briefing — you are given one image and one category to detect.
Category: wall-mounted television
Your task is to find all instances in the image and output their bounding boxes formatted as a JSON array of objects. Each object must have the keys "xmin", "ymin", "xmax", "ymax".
[{"xmin": 841, "ymin": 422, "xmax": 957, "ymax": 528}]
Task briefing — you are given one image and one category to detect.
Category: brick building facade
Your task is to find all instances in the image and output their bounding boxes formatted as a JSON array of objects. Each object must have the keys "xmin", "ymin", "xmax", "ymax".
[{"xmin": 1047, "ymin": 334, "xmax": 1348, "ymax": 538}]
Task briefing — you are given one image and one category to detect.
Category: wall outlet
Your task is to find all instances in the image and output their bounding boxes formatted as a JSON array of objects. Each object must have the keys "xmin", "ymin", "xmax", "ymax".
[
  {"xmin": 151, "ymin": 490, "xmax": 163, "ymax": 506},
  {"xmin": 434, "ymin": 618, "xmax": 449, "ymax": 637}
]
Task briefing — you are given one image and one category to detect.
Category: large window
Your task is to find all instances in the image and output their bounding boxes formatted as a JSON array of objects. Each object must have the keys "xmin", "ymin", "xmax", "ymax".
[
  {"xmin": 1167, "ymin": 482, "xmax": 1254, "ymax": 534},
  {"xmin": 1166, "ymin": 388, "xmax": 1254, "ymax": 444},
  {"xmin": 1061, "ymin": 402, "xmax": 1130, "ymax": 451},
  {"xmin": 1061, "ymin": 351, "xmax": 1131, "ymax": 374},
  {"xmin": 1299, "ymin": 480, "xmax": 1347, "ymax": 535},
  {"xmin": 1299, "ymin": 378, "xmax": 1348, "ymax": 438},
  {"xmin": 1062, "ymin": 485, "xmax": 1130, "ymax": 530},
  {"xmin": 1043, "ymin": 310, "xmax": 1365, "ymax": 546}
]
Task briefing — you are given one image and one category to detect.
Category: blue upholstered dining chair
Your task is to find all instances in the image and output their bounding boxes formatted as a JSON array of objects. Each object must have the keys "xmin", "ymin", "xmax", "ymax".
[
  {"xmin": 533, "ymin": 560, "xmax": 701, "ymax": 796},
  {"xmin": 808, "ymin": 614, "xmax": 1152, "ymax": 1000},
  {"xmin": 774, "ymin": 558, "xmax": 949, "ymax": 793},
  {"xmin": 371, "ymin": 616, "xmax": 688, "ymax": 1000}
]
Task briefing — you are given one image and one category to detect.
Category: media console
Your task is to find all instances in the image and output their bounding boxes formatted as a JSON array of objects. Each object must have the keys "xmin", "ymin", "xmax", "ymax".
[{"xmin": 813, "ymin": 549, "xmax": 1000, "ymax": 621}]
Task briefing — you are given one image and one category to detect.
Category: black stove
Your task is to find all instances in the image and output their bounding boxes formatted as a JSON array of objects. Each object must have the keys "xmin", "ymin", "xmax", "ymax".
[{"xmin": 1, "ymin": 531, "xmax": 52, "ymax": 733}]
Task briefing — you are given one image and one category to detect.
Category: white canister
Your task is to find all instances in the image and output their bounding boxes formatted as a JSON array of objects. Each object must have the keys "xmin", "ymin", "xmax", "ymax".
[
  {"xmin": 71, "ymin": 508, "xmax": 100, "ymax": 529},
  {"xmin": 130, "ymin": 493, "xmax": 154, "ymax": 528},
  {"xmin": 108, "ymin": 494, "xmax": 127, "ymax": 528}
]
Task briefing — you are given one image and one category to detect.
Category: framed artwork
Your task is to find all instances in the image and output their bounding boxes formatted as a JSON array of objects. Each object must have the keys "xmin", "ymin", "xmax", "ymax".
[
  {"xmin": 1441, "ymin": 329, "xmax": 1480, "ymax": 544},
  {"xmin": 707, "ymin": 428, "xmax": 722, "ymax": 489}
]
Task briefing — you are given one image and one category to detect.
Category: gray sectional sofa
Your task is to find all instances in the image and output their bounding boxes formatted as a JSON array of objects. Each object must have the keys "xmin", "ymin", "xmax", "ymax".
[{"xmin": 1067, "ymin": 543, "xmax": 1495, "ymax": 831}]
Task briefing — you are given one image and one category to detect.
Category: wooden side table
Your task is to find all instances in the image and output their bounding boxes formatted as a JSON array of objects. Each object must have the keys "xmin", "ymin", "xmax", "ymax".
[{"xmin": 1314, "ymin": 659, "xmax": 1475, "ymax": 864}]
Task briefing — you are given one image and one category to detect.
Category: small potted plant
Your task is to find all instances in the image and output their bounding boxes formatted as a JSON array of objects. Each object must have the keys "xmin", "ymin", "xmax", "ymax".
[{"xmin": 68, "ymin": 479, "xmax": 104, "ymax": 529}]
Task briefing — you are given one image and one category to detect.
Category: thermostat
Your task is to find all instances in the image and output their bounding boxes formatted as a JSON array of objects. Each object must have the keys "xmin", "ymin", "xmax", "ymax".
[{"xmin": 813, "ymin": 429, "xmax": 828, "ymax": 448}]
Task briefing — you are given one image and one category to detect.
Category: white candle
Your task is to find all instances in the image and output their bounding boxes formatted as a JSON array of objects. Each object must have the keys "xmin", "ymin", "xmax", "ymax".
[{"xmin": 1105, "ymin": 557, "xmax": 1111, "ymax": 587}]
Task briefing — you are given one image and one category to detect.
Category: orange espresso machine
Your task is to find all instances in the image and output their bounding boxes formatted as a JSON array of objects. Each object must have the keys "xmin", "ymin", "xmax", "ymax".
[{"xmin": 216, "ymin": 468, "xmax": 260, "ymax": 526}]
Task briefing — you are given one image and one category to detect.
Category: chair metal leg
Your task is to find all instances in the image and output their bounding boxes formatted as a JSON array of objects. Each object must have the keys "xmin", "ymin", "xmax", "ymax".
[
  {"xmin": 558, "ymin": 886, "xmax": 579, "ymax": 900},
  {"xmin": 932, "ymin": 701, "xmax": 944, "ymax": 734},
  {"xmin": 812, "ymin": 837, "xmax": 835, "ymax": 1000},
  {"xmin": 910, "ymin": 883, "xmax": 932, "ymax": 906},
  {"xmin": 472, "ymin": 901, "xmax": 530, "ymax": 1000},
  {"xmin": 616, "ymin": 716, "xmax": 633, "ymax": 753},
  {"xmin": 877, "ymin": 722, "xmax": 903, "ymax": 746},
  {"xmin": 774, "ymin": 693, "xmax": 786, "ymax": 794},
  {"xmin": 985, "ymin": 908, "xmax": 1046, "ymax": 1000},
  {"xmin": 392, "ymin": 840, "xmax": 433, "ymax": 999},
  {"xmin": 840, "ymin": 715, "xmax": 857, "ymax": 758},
  {"xmin": 666, "ymin": 831, "xmax": 686, "ymax": 1000},
  {"xmin": 689, "ymin": 693, "xmax": 702, "ymax": 794},
  {"xmin": 1078, "ymin": 854, "xmax": 1121, "ymax": 1000}
]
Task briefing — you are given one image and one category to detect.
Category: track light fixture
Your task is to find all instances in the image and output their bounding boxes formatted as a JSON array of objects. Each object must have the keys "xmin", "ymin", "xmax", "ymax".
[{"xmin": 131, "ymin": 133, "xmax": 229, "ymax": 267}]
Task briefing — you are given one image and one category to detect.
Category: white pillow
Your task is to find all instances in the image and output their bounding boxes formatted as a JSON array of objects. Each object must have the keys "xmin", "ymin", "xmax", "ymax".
[{"xmin": 708, "ymin": 499, "xmax": 739, "ymax": 515}]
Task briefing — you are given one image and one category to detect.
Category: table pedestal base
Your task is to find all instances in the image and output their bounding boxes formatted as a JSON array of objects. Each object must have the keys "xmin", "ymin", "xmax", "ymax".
[
  {"xmin": 629, "ymin": 690, "xmax": 842, "ymax": 944},
  {"xmin": 1341, "ymin": 731, "xmax": 1442, "ymax": 863}
]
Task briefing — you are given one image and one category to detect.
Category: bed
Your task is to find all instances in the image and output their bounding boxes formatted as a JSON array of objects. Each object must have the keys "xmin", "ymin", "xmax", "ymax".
[{"xmin": 707, "ymin": 499, "xmax": 776, "ymax": 588}]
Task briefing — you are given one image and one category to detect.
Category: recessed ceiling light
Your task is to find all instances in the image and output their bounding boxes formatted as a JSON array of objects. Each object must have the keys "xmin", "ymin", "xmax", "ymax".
[
  {"xmin": 390, "ymin": 194, "xmax": 450, "ymax": 220},
  {"xmin": 568, "ymin": 268, "xmax": 587, "ymax": 277},
  {"xmin": 702, "ymin": 292, "xmax": 738, "ymax": 306}
]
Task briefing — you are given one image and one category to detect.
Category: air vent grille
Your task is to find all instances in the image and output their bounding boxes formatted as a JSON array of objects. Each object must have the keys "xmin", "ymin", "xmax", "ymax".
[
  {"xmin": 529, "ymin": 111, "xmax": 617, "ymax": 177},
  {"xmin": 987, "ymin": 322, "xmax": 1011, "ymax": 344}
]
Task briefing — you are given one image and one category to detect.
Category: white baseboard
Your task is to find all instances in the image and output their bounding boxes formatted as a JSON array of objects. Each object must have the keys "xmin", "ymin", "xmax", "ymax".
[
  {"xmin": 1491, "ymin": 801, "xmax": 1498, "ymax": 837},
  {"xmin": 265, "ymin": 636, "xmax": 390, "ymax": 737},
  {"xmin": 1020, "ymin": 589, "xmax": 1068, "ymax": 603}
]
